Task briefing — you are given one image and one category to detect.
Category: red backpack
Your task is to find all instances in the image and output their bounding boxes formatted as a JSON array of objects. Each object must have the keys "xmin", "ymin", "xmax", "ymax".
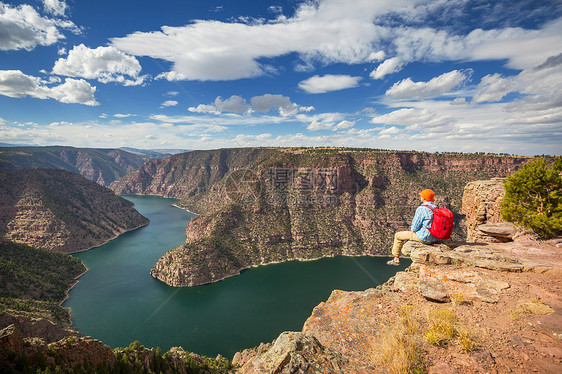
[{"xmin": 424, "ymin": 205, "xmax": 454, "ymax": 240}]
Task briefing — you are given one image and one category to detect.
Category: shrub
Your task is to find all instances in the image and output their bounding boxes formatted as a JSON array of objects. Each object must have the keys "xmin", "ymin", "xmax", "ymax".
[{"xmin": 501, "ymin": 157, "xmax": 562, "ymax": 238}]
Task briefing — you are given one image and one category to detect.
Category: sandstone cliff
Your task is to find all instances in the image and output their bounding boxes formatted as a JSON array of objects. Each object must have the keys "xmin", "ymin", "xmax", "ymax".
[
  {"xmin": 0, "ymin": 169, "xmax": 149, "ymax": 253},
  {"xmin": 110, "ymin": 147, "xmax": 530, "ymax": 287},
  {"xmin": 0, "ymin": 146, "xmax": 159, "ymax": 186}
]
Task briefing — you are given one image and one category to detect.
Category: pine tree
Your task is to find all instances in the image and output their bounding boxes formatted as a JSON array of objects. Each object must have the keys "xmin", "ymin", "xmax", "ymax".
[{"xmin": 501, "ymin": 158, "xmax": 562, "ymax": 238}]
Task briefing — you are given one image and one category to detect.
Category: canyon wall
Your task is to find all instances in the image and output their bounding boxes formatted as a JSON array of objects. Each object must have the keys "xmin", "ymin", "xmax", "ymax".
[
  {"xmin": 110, "ymin": 148, "xmax": 530, "ymax": 287},
  {"xmin": 0, "ymin": 146, "xmax": 160, "ymax": 186},
  {"xmin": 0, "ymin": 169, "xmax": 149, "ymax": 253}
]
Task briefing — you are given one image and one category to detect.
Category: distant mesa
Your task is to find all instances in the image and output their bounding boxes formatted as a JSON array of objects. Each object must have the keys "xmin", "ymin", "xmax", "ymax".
[
  {"xmin": 0, "ymin": 145, "xmax": 184, "ymax": 186},
  {"xmin": 0, "ymin": 169, "xmax": 149, "ymax": 253}
]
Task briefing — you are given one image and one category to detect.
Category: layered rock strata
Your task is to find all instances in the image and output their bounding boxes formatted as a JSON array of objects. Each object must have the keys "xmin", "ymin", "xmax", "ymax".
[
  {"xmin": 0, "ymin": 169, "xmax": 149, "ymax": 252},
  {"xmin": 112, "ymin": 148, "xmax": 530, "ymax": 287}
]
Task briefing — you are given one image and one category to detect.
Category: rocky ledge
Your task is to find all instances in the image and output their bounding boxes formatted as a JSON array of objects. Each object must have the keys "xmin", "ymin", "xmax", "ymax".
[{"xmin": 235, "ymin": 239, "xmax": 562, "ymax": 373}]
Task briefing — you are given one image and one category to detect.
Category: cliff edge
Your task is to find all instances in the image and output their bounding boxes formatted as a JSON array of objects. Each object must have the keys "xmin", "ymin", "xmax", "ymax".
[{"xmin": 235, "ymin": 179, "xmax": 562, "ymax": 373}]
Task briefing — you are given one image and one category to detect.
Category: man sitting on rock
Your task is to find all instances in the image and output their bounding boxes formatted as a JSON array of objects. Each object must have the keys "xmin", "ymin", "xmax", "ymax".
[{"xmin": 387, "ymin": 189, "xmax": 438, "ymax": 266}]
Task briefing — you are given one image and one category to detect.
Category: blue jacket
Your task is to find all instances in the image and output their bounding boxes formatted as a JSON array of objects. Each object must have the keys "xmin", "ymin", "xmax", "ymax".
[{"xmin": 411, "ymin": 202, "xmax": 438, "ymax": 242}]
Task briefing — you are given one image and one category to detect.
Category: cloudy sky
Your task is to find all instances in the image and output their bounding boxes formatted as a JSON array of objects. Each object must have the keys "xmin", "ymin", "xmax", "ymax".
[{"xmin": 1, "ymin": 0, "xmax": 561, "ymax": 155}]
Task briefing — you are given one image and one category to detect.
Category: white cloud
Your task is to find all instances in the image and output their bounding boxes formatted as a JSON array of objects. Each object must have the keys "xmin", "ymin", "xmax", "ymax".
[
  {"xmin": 42, "ymin": 0, "xmax": 66, "ymax": 17},
  {"xmin": 450, "ymin": 97, "xmax": 468, "ymax": 105},
  {"xmin": 105, "ymin": 0, "xmax": 562, "ymax": 83},
  {"xmin": 114, "ymin": 113, "xmax": 133, "ymax": 118},
  {"xmin": 0, "ymin": 70, "xmax": 97, "ymax": 106},
  {"xmin": 298, "ymin": 74, "xmax": 362, "ymax": 94},
  {"xmin": 368, "ymin": 51, "xmax": 386, "ymax": 61},
  {"xmin": 370, "ymin": 57, "xmax": 403, "ymax": 79},
  {"xmin": 155, "ymin": 71, "xmax": 187, "ymax": 81},
  {"xmin": 370, "ymin": 107, "xmax": 451, "ymax": 129},
  {"xmin": 46, "ymin": 78, "xmax": 98, "ymax": 105},
  {"xmin": 161, "ymin": 100, "xmax": 178, "ymax": 107},
  {"xmin": 472, "ymin": 73, "xmax": 517, "ymax": 103},
  {"xmin": 188, "ymin": 104, "xmax": 221, "ymax": 115},
  {"xmin": 188, "ymin": 95, "xmax": 249, "ymax": 114},
  {"xmin": 386, "ymin": 18, "xmax": 562, "ymax": 72},
  {"xmin": 298, "ymin": 112, "xmax": 347, "ymax": 131},
  {"xmin": 268, "ymin": 6, "xmax": 283, "ymax": 14},
  {"xmin": 386, "ymin": 70, "xmax": 469, "ymax": 99},
  {"xmin": 215, "ymin": 95, "xmax": 249, "ymax": 113},
  {"xmin": 52, "ymin": 44, "xmax": 146, "ymax": 85},
  {"xmin": 333, "ymin": 120, "xmax": 355, "ymax": 131},
  {"xmin": 111, "ymin": 0, "xmax": 413, "ymax": 81},
  {"xmin": 365, "ymin": 51, "xmax": 562, "ymax": 152},
  {"xmin": 468, "ymin": 19, "xmax": 562, "ymax": 70},
  {"xmin": 250, "ymin": 94, "xmax": 313, "ymax": 116},
  {"xmin": 379, "ymin": 126, "xmax": 401, "ymax": 135},
  {"xmin": 0, "ymin": 2, "xmax": 78, "ymax": 51},
  {"xmin": 187, "ymin": 94, "xmax": 313, "ymax": 117}
]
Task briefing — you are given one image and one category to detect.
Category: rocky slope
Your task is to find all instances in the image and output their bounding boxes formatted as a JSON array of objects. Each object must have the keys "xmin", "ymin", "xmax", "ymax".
[
  {"xmin": 234, "ymin": 180, "xmax": 562, "ymax": 373},
  {"xmin": 0, "ymin": 315, "xmax": 233, "ymax": 373},
  {"xmin": 0, "ymin": 241, "xmax": 86, "ymax": 327},
  {"xmin": 110, "ymin": 147, "xmax": 530, "ymax": 287},
  {"xmin": 0, "ymin": 169, "xmax": 149, "ymax": 253},
  {"xmin": 0, "ymin": 146, "xmax": 162, "ymax": 186}
]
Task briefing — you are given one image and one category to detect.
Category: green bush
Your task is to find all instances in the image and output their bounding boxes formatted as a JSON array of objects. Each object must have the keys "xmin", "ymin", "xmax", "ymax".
[{"xmin": 501, "ymin": 158, "xmax": 562, "ymax": 238}]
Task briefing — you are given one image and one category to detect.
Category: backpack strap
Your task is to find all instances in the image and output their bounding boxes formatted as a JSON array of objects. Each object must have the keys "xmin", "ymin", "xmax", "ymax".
[{"xmin": 422, "ymin": 204, "xmax": 436, "ymax": 230}]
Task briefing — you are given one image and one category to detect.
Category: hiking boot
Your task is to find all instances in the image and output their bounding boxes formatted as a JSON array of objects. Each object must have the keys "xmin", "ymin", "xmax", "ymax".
[{"xmin": 386, "ymin": 259, "xmax": 400, "ymax": 266}]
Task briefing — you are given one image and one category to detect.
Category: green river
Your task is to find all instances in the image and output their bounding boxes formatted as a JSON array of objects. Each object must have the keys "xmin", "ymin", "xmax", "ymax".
[{"xmin": 64, "ymin": 196, "xmax": 409, "ymax": 358}]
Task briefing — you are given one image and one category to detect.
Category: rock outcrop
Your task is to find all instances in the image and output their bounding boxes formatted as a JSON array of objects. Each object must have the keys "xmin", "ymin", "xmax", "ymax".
[
  {"xmin": 462, "ymin": 178, "xmax": 511, "ymax": 242},
  {"xmin": 0, "ymin": 146, "xmax": 158, "ymax": 186},
  {"xmin": 239, "ymin": 332, "xmax": 348, "ymax": 373},
  {"xmin": 117, "ymin": 148, "xmax": 530, "ymax": 286},
  {"xmin": 237, "ymin": 239, "xmax": 562, "ymax": 373},
  {"xmin": 0, "ymin": 169, "xmax": 149, "ymax": 252}
]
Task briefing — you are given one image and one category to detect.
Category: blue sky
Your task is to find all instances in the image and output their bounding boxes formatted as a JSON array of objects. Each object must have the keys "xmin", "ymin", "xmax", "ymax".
[{"xmin": 1, "ymin": 0, "xmax": 561, "ymax": 155}]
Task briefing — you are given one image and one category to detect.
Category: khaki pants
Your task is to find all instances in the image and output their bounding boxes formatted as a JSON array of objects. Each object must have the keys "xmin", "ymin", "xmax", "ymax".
[{"xmin": 391, "ymin": 231, "xmax": 433, "ymax": 258}]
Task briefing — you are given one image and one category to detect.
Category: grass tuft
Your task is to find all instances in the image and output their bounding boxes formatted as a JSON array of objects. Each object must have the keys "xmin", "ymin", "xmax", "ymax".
[
  {"xmin": 450, "ymin": 292, "xmax": 468, "ymax": 306},
  {"xmin": 373, "ymin": 305, "xmax": 425, "ymax": 374},
  {"xmin": 456, "ymin": 326, "xmax": 479, "ymax": 352},
  {"xmin": 425, "ymin": 308, "xmax": 457, "ymax": 346},
  {"xmin": 510, "ymin": 297, "xmax": 554, "ymax": 319}
]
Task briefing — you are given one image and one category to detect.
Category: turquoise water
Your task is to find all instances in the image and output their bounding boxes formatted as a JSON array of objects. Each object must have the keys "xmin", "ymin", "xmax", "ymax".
[{"xmin": 64, "ymin": 195, "xmax": 409, "ymax": 358}]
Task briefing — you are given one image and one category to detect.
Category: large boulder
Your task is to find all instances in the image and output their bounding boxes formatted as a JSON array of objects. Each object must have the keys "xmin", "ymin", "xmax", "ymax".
[
  {"xmin": 239, "ymin": 331, "xmax": 348, "ymax": 373},
  {"xmin": 462, "ymin": 178, "xmax": 508, "ymax": 243}
]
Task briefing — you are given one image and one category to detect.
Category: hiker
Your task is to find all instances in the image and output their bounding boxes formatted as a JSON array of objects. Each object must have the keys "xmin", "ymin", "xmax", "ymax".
[{"xmin": 387, "ymin": 189, "xmax": 438, "ymax": 266}]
